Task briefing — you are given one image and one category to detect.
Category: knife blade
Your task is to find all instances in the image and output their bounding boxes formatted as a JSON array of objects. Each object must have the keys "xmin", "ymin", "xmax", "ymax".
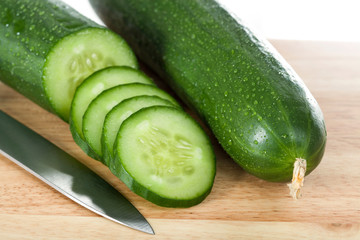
[{"xmin": 0, "ymin": 110, "xmax": 154, "ymax": 235}]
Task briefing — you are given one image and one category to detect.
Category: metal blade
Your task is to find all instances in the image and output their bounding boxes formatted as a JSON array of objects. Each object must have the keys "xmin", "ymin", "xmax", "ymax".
[{"xmin": 0, "ymin": 110, "xmax": 154, "ymax": 235}]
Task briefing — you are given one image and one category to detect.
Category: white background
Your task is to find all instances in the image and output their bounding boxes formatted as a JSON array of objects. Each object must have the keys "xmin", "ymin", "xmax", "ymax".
[{"xmin": 63, "ymin": 0, "xmax": 360, "ymax": 42}]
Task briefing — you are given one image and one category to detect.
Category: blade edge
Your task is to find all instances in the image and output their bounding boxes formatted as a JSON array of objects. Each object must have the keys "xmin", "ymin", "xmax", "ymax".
[{"xmin": 0, "ymin": 111, "xmax": 154, "ymax": 235}]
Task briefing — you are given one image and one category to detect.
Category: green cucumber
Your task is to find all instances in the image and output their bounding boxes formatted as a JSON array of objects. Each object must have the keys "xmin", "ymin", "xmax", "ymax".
[
  {"xmin": 82, "ymin": 83, "xmax": 180, "ymax": 162},
  {"xmin": 0, "ymin": 0, "xmax": 137, "ymax": 121},
  {"xmin": 0, "ymin": 0, "xmax": 217, "ymax": 207},
  {"xmin": 69, "ymin": 66, "xmax": 153, "ymax": 154},
  {"xmin": 102, "ymin": 95, "xmax": 176, "ymax": 166},
  {"xmin": 90, "ymin": 0, "xmax": 327, "ymax": 196},
  {"xmin": 114, "ymin": 106, "xmax": 215, "ymax": 207}
]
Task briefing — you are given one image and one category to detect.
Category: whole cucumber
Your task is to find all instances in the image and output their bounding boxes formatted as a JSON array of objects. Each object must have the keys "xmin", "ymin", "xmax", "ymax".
[{"xmin": 90, "ymin": 0, "xmax": 327, "ymax": 197}]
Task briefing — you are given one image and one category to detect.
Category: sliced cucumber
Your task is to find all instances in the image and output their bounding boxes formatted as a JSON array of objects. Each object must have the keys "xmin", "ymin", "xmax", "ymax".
[
  {"xmin": 114, "ymin": 106, "xmax": 215, "ymax": 207},
  {"xmin": 69, "ymin": 66, "xmax": 153, "ymax": 152},
  {"xmin": 82, "ymin": 83, "xmax": 179, "ymax": 160},
  {"xmin": 102, "ymin": 95, "xmax": 176, "ymax": 165},
  {"xmin": 43, "ymin": 28, "xmax": 138, "ymax": 121}
]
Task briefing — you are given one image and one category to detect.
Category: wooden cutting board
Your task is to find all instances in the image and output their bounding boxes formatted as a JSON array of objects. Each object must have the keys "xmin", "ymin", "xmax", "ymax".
[{"xmin": 0, "ymin": 40, "xmax": 359, "ymax": 240}]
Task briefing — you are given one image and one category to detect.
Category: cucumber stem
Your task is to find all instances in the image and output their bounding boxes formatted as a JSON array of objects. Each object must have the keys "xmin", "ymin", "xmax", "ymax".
[{"xmin": 288, "ymin": 158, "xmax": 307, "ymax": 199}]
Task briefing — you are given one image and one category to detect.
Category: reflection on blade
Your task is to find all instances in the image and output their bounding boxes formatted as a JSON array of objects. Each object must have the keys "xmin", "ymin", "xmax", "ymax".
[{"xmin": 0, "ymin": 110, "xmax": 154, "ymax": 235}]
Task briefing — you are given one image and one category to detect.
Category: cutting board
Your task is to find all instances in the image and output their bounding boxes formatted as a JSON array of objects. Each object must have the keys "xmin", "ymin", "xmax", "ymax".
[{"xmin": 0, "ymin": 40, "xmax": 359, "ymax": 240}]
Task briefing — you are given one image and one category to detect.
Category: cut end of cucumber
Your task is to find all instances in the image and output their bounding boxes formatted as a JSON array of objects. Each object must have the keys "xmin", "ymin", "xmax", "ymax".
[
  {"xmin": 115, "ymin": 106, "xmax": 216, "ymax": 207},
  {"xmin": 43, "ymin": 27, "xmax": 138, "ymax": 121},
  {"xmin": 135, "ymin": 121, "xmax": 201, "ymax": 181}
]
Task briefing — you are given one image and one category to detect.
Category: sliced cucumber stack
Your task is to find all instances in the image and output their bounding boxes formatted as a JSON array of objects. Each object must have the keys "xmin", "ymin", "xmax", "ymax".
[
  {"xmin": 69, "ymin": 66, "xmax": 153, "ymax": 156},
  {"xmin": 114, "ymin": 106, "xmax": 215, "ymax": 207},
  {"xmin": 70, "ymin": 66, "xmax": 215, "ymax": 207},
  {"xmin": 102, "ymin": 95, "xmax": 176, "ymax": 165},
  {"xmin": 82, "ymin": 83, "xmax": 180, "ymax": 161}
]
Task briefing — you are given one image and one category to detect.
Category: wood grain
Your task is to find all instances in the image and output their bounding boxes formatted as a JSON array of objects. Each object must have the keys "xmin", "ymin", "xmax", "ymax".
[{"xmin": 1, "ymin": 40, "xmax": 360, "ymax": 239}]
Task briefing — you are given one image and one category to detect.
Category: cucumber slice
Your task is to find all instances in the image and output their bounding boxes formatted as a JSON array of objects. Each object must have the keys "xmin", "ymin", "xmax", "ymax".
[
  {"xmin": 114, "ymin": 106, "xmax": 216, "ymax": 207},
  {"xmin": 69, "ymin": 66, "xmax": 153, "ymax": 150},
  {"xmin": 43, "ymin": 28, "xmax": 138, "ymax": 121},
  {"xmin": 102, "ymin": 95, "xmax": 176, "ymax": 165},
  {"xmin": 82, "ymin": 83, "xmax": 179, "ymax": 160}
]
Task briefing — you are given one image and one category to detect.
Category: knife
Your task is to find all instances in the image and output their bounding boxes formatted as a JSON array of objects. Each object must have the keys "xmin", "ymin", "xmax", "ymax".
[{"xmin": 0, "ymin": 110, "xmax": 154, "ymax": 235}]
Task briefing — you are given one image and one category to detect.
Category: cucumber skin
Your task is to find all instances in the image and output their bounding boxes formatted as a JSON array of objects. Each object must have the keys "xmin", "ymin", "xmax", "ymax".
[
  {"xmin": 90, "ymin": 0, "xmax": 327, "ymax": 181},
  {"xmin": 112, "ymin": 158, "xmax": 213, "ymax": 208},
  {"xmin": 69, "ymin": 120, "xmax": 101, "ymax": 161}
]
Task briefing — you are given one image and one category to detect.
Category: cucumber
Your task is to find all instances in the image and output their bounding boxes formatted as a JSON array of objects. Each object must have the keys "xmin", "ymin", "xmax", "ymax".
[
  {"xmin": 69, "ymin": 66, "xmax": 154, "ymax": 154},
  {"xmin": 0, "ymin": 0, "xmax": 137, "ymax": 121},
  {"xmin": 0, "ymin": 0, "xmax": 217, "ymax": 207},
  {"xmin": 102, "ymin": 95, "xmax": 176, "ymax": 166},
  {"xmin": 90, "ymin": 0, "xmax": 327, "ymax": 197},
  {"xmin": 82, "ymin": 83, "xmax": 180, "ymax": 162},
  {"xmin": 114, "ymin": 106, "xmax": 215, "ymax": 207}
]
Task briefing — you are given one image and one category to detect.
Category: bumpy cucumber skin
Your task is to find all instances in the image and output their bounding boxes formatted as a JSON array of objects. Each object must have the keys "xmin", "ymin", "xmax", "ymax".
[
  {"xmin": 113, "ymin": 106, "xmax": 216, "ymax": 208},
  {"xmin": 91, "ymin": 0, "xmax": 327, "ymax": 181},
  {"xmin": 0, "ymin": 0, "xmax": 98, "ymax": 114}
]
